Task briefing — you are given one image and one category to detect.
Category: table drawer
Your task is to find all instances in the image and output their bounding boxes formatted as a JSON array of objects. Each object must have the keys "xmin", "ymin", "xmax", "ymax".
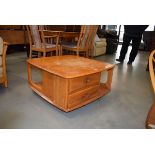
[
  {"xmin": 68, "ymin": 85, "xmax": 100, "ymax": 108},
  {"xmin": 69, "ymin": 72, "xmax": 100, "ymax": 93}
]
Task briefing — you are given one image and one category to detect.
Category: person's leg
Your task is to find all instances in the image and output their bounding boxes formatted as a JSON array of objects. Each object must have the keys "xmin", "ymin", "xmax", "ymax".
[
  {"xmin": 128, "ymin": 36, "xmax": 142, "ymax": 63},
  {"xmin": 116, "ymin": 34, "xmax": 131, "ymax": 62}
]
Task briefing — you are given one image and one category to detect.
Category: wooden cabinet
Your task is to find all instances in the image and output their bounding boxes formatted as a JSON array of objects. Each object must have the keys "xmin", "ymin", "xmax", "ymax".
[
  {"xmin": 27, "ymin": 55, "xmax": 115, "ymax": 112},
  {"xmin": 0, "ymin": 25, "xmax": 28, "ymax": 45},
  {"xmin": 0, "ymin": 25, "xmax": 81, "ymax": 45}
]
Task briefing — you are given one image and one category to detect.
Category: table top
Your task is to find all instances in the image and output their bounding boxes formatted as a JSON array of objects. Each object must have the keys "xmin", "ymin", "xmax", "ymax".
[
  {"xmin": 27, "ymin": 56, "xmax": 114, "ymax": 78},
  {"xmin": 43, "ymin": 30, "xmax": 79, "ymax": 38}
]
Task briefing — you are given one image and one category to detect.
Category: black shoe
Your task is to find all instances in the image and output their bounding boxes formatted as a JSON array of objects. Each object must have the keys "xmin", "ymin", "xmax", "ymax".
[
  {"xmin": 127, "ymin": 61, "xmax": 132, "ymax": 65},
  {"xmin": 116, "ymin": 58, "xmax": 124, "ymax": 63}
]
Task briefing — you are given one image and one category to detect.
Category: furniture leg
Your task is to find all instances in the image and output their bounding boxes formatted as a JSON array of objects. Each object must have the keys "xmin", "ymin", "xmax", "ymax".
[
  {"xmin": 58, "ymin": 45, "xmax": 61, "ymax": 56},
  {"xmin": 4, "ymin": 80, "xmax": 8, "ymax": 87},
  {"xmin": 43, "ymin": 52, "xmax": 46, "ymax": 57},
  {"xmin": 146, "ymin": 102, "xmax": 155, "ymax": 128},
  {"xmin": 86, "ymin": 50, "xmax": 89, "ymax": 58},
  {"xmin": 76, "ymin": 50, "xmax": 79, "ymax": 56},
  {"xmin": 56, "ymin": 46, "xmax": 58, "ymax": 56},
  {"xmin": 29, "ymin": 48, "xmax": 32, "ymax": 58},
  {"xmin": 38, "ymin": 52, "xmax": 42, "ymax": 58}
]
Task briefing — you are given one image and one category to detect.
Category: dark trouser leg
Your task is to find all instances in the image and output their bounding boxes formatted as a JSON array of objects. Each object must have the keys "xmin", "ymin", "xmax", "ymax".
[
  {"xmin": 129, "ymin": 37, "xmax": 142, "ymax": 62},
  {"xmin": 119, "ymin": 34, "xmax": 131, "ymax": 60}
]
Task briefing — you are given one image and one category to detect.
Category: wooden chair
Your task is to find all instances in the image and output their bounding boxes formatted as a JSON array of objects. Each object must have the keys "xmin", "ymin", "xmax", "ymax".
[
  {"xmin": 0, "ymin": 37, "xmax": 8, "ymax": 87},
  {"xmin": 87, "ymin": 25, "xmax": 99, "ymax": 57},
  {"xmin": 60, "ymin": 25, "xmax": 99, "ymax": 57},
  {"xmin": 146, "ymin": 50, "xmax": 155, "ymax": 128},
  {"xmin": 26, "ymin": 25, "xmax": 59, "ymax": 58}
]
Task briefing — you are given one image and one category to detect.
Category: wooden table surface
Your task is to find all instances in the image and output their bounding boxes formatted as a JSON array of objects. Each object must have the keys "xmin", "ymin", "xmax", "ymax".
[
  {"xmin": 27, "ymin": 55, "xmax": 114, "ymax": 78},
  {"xmin": 43, "ymin": 30, "xmax": 79, "ymax": 38}
]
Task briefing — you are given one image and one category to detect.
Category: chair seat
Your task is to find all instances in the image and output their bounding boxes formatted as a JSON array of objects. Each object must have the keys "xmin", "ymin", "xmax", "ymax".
[
  {"xmin": 32, "ymin": 43, "xmax": 56, "ymax": 49},
  {"xmin": 95, "ymin": 42, "xmax": 107, "ymax": 47},
  {"xmin": 61, "ymin": 41, "xmax": 78, "ymax": 49},
  {"xmin": 62, "ymin": 44, "xmax": 77, "ymax": 49}
]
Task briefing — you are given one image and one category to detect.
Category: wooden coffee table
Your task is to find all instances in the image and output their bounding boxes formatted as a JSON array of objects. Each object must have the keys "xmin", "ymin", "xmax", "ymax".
[{"xmin": 27, "ymin": 56, "xmax": 115, "ymax": 112}]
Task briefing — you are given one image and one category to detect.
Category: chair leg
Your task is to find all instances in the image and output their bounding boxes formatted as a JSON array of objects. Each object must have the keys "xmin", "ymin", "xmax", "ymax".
[
  {"xmin": 86, "ymin": 51, "xmax": 89, "ymax": 58},
  {"xmin": 145, "ymin": 102, "xmax": 155, "ymax": 129},
  {"xmin": 38, "ymin": 52, "xmax": 41, "ymax": 57},
  {"xmin": 76, "ymin": 51, "xmax": 79, "ymax": 56},
  {"xmin": 29, "ymin": 48, "xmax": 32, "ymax": 58},
  {"xmin": 60, "ymin": 46, "xmax": 62, "ymax": 56},
  {"xmin": 58, "ymin": 45, "xmax": 61, "ymax": 56},
  {"xmin": 4, "ymin": 81, "xmax": 8, "ymax": 87},
  {"xmin": 43, "ymin": 52, "xmax": 46, "ymax": 57},
  {"xmin": 56, "ymin": 46, "xmax": 58, "ymax": 56},
  {"xmin": 59, "ymin": 45, "xmax": 62, "ymax": 55}
]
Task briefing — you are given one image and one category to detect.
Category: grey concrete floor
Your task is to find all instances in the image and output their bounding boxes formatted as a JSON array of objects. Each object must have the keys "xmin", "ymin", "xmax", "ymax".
[{"xmin": 0, "ymin": 46, "xmax": 154, "ymax": 128}]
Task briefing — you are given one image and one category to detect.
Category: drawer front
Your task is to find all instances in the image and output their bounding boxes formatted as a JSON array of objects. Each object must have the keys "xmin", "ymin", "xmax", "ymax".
[
  {"xmin": 69, "ymin": 72, "xmax": 101, "ymax": 93},
  {"xmin": 85, "ymin": 72, "xmax": 101, "ymax": 87},
  {"xmin": 68, "ymin": 85, "xmax": 100, "ymax": 108}
]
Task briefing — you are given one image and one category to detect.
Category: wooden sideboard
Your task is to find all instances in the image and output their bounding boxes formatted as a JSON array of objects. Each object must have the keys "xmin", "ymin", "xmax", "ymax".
[
  {"xmin": 0, "ymin": 25, "xmax": 28, "ymax": 45},
  {"xmin": 27, "ymin": 56, "xmax": 115, "ymax": 112},
  {"xmin": 0, "ymin": 25, "xmax": 81, "ymax": 45}
]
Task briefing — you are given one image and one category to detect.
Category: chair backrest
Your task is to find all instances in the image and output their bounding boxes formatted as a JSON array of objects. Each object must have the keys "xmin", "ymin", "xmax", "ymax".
[
  {"xmin": 145, "ymin": 50, "xmax": 155, "ymax": 129},
  {"xmin": 38, "ymin": 25, "xmax": 48, "ymax": 30},
  {"xmin": 77, "ymin": 25, "xmax": 98, "ymax": 50},
  {"xmin": 77, "ymin": 25, "xmax": 92, "ymax": 50},
  {"xmin": 88, "ymin": 25, "xmax": 99, "ymax": 51},
  {"xmin": 26, "ymin": 25, "xmax": 43, "ymax": 48},
  {"xmin": 149, "ymin": 50, "xmax": 155, "ymax": 93}
]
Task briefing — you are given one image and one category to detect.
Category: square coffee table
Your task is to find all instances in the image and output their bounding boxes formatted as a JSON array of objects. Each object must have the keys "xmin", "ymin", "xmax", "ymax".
[{"xmin": 27, "ymin": 55, "xmax": 115, "ymax": 112}]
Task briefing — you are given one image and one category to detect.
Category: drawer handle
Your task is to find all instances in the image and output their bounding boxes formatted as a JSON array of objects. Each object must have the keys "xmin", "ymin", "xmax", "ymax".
[{"xmin": 86, "ymin": 78, "xmax": 90, "ymax": 83}]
